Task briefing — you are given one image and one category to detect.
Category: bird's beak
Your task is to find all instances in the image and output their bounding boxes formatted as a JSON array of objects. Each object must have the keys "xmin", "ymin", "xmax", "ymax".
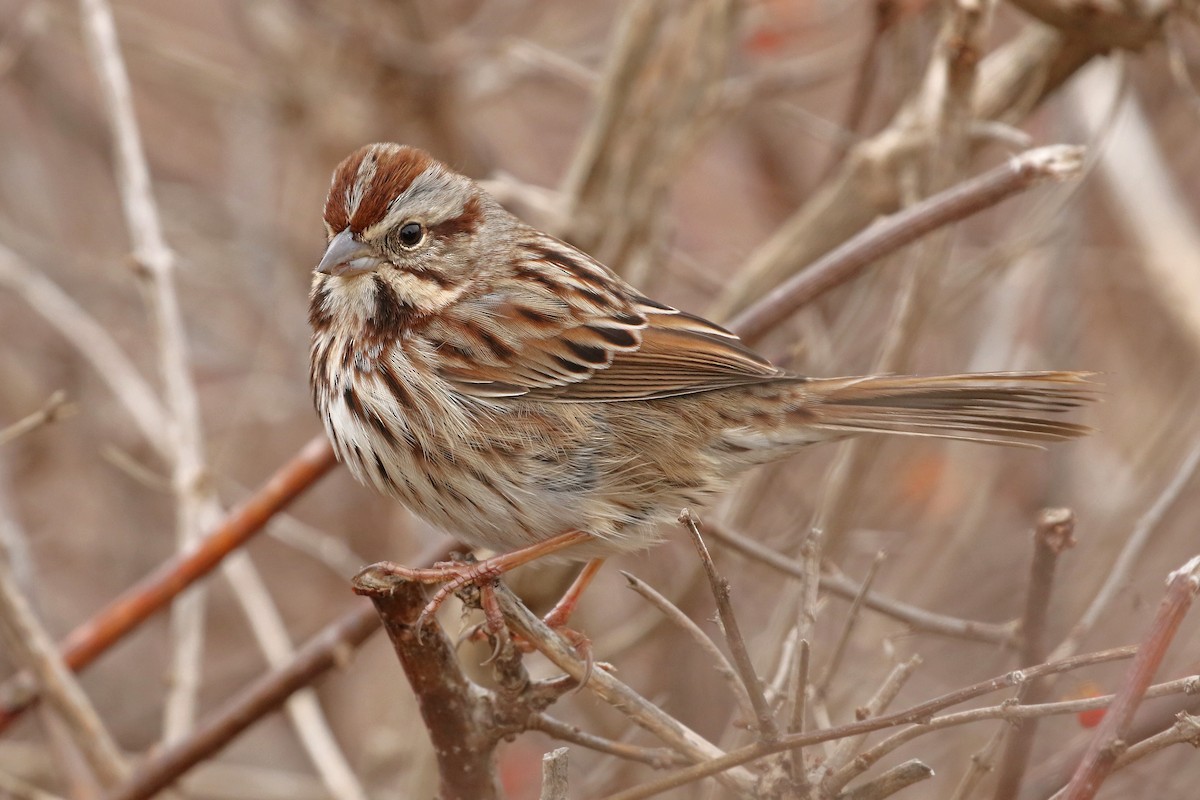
[{"xmin": 317, "ymin": 229, "xmax": 382, "ymax": 277}]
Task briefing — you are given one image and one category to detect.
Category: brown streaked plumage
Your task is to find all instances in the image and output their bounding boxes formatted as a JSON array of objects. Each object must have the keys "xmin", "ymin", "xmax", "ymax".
[{"xmin": 309, "ymin": 143, "xmax": 1093, "ymax": 568}]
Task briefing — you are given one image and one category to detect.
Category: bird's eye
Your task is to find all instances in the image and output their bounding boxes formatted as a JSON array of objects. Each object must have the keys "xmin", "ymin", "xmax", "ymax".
[{"xmin": 397, "ymin": 222, "xmax": 424, "ymax": 248}]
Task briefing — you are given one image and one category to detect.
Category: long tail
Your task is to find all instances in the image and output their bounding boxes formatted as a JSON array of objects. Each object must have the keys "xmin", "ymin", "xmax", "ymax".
[{"xmin": 799, "ymin": 371, "xmax": 1095, "ymax": 447}]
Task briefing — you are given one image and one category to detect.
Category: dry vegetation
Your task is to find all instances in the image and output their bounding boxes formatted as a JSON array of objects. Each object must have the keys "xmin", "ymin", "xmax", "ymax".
[{"xmin": 1, "ymin": 0, "xmax": 1200, "ymax": 798}]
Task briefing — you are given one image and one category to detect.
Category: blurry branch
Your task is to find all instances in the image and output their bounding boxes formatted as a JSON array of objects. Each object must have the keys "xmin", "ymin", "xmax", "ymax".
[
  {"xmin": 529, "ymin": 715, "xmax": 688, "ymax": 768},
  {"xmin": 0, "ymin": 436, "xmax": 337, "ymax": 733},
  {"xmin": 680, "ymin": 510, "xmax": 779, "ymax": 742},
  {"xmin": 951, "ymin": 728, "xmax": 1007, "ymax": 800},
  {"xmin": 1110, "ymin": 712, "xmax": 1200, "ymax": 771},
  {"xmin": 1019, "ymin": 681, "xmax": 1200, "ymax": 800},
  {"xmin": 78, "ymin": 0, "xmax": 214, "ymax": 740},
  {"xmin": 0, "ymin": 543, "xmax": 127, "ymax": 787},
  {"xmin": 620, "ymin": 571, "xmax": 756, "ymax": 725},
  {"xmin": 1007, "ymin": 0, "xmax": 1169, "ymax": 50},
  {"xmin": 103, "ymin": 601, "xmax": 382, "ymax": 800},
  {"xmin": 840, "ymin": 758, "xmax": 933, "ymax": 799},
  {"xmin": 726, "ymin": 143, "xmax": 1085, "ymax": 346},
  {"xmin": 561, "ymin": 0, "xmax": 736, "ymax": 283},
  {"xmin": 0, "ymin": 767, "xmax": 66, "ymax": 800},
  {"xmin": 711, "ymin": 5, "xmax": 1172, "ymax": 319},
  {"xmin": 993, "ymin": 508, "xmax": 1075, "ymax": 800},
  {"xmin": 815, "ymin": 656, "xmax": 922, "ymax": 796},
  {"xmin": 0, "ymin": 243, "xmax": 168, "ymax": 450},
  {"xmin": 703, "ymin": 520, "xmax": 1016, "ymax": 645},
  {"xmin": 1050, "ymin": 438, "xmax": 1200, "ymax": 663},
  {"xmin": 601, "ymin": 646, "xmax": 1142, "ymax": 800},
  {"xmin": 815, "ymin": 549, "xmax": 884, "ymax": 692},
  {"xmin": 1067, "ymin": 57, "xmax": 1200, "ymax": 360},
  {"xmin": 1060, "ymin": 555, "xmax": 1200, "ymax": 800},
  {"xmin": 0, "ymin": 392, "xmax": 72, "ymax": 448},
  {"xmin": 827, "ymin": 673, "xmax": 1200, "ymax": 792},
  {"xmin": 785, "ymin": 524, "xmax": 821, "ymax": 780}
]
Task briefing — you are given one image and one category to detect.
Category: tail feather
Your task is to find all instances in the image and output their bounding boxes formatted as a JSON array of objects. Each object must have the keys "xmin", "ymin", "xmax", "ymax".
[{"xmin": 803, "ymin": 371, "xmax": 1095, "ymax": 448}]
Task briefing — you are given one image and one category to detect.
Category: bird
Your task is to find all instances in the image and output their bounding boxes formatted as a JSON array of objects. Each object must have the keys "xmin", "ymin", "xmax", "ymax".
[{"xmin": 308, "ymin": 142, "xmax": 1091, "ymax": 625}]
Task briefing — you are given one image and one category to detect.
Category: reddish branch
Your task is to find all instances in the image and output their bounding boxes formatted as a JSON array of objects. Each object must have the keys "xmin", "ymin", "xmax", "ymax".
[
  {"xmin": 105, "ymin": 601, "xmax": 380, "ymax": 800},
  {"xmin": 0, "ymin": 435, "xmax": 337, "ymax": 732},
  {"xmin": 1061, "ymin": 555, "xmax": 1200, "ymax": 800}
]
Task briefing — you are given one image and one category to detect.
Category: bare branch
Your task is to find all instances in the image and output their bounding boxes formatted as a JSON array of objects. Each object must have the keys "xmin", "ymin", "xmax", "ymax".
[
  {"xmin": 539, "ymin": 747, "xmax": 570, "ymax": 800},
  {"xmin": 103, "ymin": 602, "xmax": 382, "ymax": 800},
  {"xmin": 993, "ymin": 508, "xmax": 1076, "ymax": 800},
  {"xmin": 726, "ymin": 145, "xmax": 1086, "ymax": 345},
  {"xmin": 0, "ymin": 544, "xmax": 127, "ymax": 786},
  {"xmin": 680, "ymin": 509, "xmax": 779, "ymax": 742},
  {"xmin": 1060, "ymin": 555, "xmax": 1200, "ymax": 800},
  {"xmin": 0, "ymin": 436, "xmax": 337, "ymax": 733}
]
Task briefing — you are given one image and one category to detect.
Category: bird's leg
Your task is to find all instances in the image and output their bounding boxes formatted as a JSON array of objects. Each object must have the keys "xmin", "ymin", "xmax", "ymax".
[
  {"xmin": 543, "ymin": 558, "xmax": 606, "ymax": 630},
  {"xmin": 354, "ymin": 529, "xmax": 594, "ymax": 629}
]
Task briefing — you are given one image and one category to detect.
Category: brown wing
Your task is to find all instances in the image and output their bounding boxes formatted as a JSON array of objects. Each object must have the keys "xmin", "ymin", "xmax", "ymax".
[{"xmin": 424, "ymin": 236, "xmax": 784, "ymax": 402}]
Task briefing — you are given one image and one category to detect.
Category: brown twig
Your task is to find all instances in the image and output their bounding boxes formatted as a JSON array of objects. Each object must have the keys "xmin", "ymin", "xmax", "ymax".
[
  {"xmin": 839, "ymin": 758, "xmax": 933, "ymax": 800},
  {"xmin": 0, "ymin": 546, "xmax": 127, "ymax": 787},
  {"xmin": 0, "ymin": 435, "xmax": 336, "ymax": 733},
  {"xmin": 679, "ymin": 510, "xmax": 779, "ymax": 742},
  {"xmin": 1059, "ymin": 555, "xmax": 1200, "ymax": 800},
  {"xmin": 1050, "ymin": 439, "xmax": 1200, "ymax": 662},
  {"xmin": 816, "ymin": 656, "xmax": 922, "ymax": 796},
  {"xmin": 528, "ymin": 715, "xmax": 688, "ymax": 769},
  {"xmin": 103, "ymin": 602, "xmax": 380, "ymax": 800},
  {"xmin": 78, "ymin": 0, "xmax": 216, "ymax": 739},
  {"xmin": 491, "ymin": 581, "xmax": 757, "ymax": 793},
  {"xmin": 829, "ymin": 674, "xmax": 1200, "ymax": 793},
  {"xmin": 817, "ymin": 551, "xmax": 885, "ymax": 694},
  {"xmin": 0, "ymin": 391, "xmax": 72, "ymax": 447},
  {"xmin": 352, "ymin": 568, "xmax": 501, "ymax": 800},
  {"xmin": 726, "ymin": 144, "xmax": 1085, "ymax": 345},
  {"xmin": 620, "ymin": 571, "xmax": 755, "ymax": 725},
  {"xmin": 993, "ymin": 508, "xmax": 1075, "ymax": 800},
  {"xmin": 704, "ymin": 520, "xmax": 1015, "ymax": 645},
  {"xmin": 600, "ymin": 646, "xmax": 1139, "ymax": 800}
]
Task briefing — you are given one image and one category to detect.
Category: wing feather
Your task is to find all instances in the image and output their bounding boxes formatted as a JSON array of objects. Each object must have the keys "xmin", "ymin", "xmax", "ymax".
[{"xmin": 426, "ymin": 235, "xmax": 784, "ymax": 402}]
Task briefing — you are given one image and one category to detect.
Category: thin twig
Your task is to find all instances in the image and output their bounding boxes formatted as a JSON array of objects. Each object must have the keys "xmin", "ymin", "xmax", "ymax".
[
  {"xmin": 0, "ymin": 391, "xmax": 72, "ymax": 447},
  {"xmin": 726, "ymin": 144, "xmax": 1086, "ymax": 345},
  {"xmin": 704, "ymin": 520, "xmax": 1015, "ymax": 645},
  {"xmin": 816, "ymin": 656, "xmax": 922, "ymax": 796},
  {"xmin": 828, "ymin": 674, "xmax": 1200, "ymax": 793},
  {"xmin": 0, "ymin": 436, "xmax": 337, "ymax": 733},
  {"xmin": 78, "ymin": 0, "xmax": 213, "ymax": 740},
  {"xmin": 1051, "ymin": 439, "xmax": 1200, "ymax": 662},
  {"xmin": 818, "ymin": 551, "xmax": 886, "ymax": 694},
  {"xmin": 599, "ymin": 646, "xmax": 1140, "ymax": 800},
  {"xmin": 680, "ymin": 510, "xmax": 780, "ymax": 742},
  {"xmin": 0, "ymin": 545, "xmax": 127, "ymax": 787},
  {"xmin": 993, "ymin": 507, "xmax": 1075, "ymax": 800},
  {"xmin": 529, "ymin": 715, "xmax": 688, "ymax": 769},
  {"xmin": 839, "ymin": 758, "xmax": 933, "ymax": 800},
  {"xmin": 1109, "ymin": 712, "xmax": 1200, "ymax": 771},
  {"xmin": 949, "ymin": 726, "xmax": 1007, "ymax": 800},
  {"xmin": 621, "ymin": 571, "xmax": 755, "ymax": 725},
  {"xmin": 103, "ymin": 602, "xmax": 381, "ymax": 800},
  {"xmin": 1060, "ymin": 555, "xmax": 1200, "ymax": 800},
  {"xmin": 492, "ymin": 581, "xmax": 758, "ymax": 794}
]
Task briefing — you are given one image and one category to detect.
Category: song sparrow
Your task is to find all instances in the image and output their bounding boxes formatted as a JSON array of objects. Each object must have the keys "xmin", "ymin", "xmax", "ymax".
[{"xmin": 309, "ymin": 143, "xmax": 1090, "ymax": 616}]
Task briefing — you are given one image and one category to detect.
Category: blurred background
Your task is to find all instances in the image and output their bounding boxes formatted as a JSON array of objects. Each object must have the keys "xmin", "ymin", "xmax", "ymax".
[{"xmin": 1, "ymin": 0, "xmax": 1199, "ymax": 798}]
